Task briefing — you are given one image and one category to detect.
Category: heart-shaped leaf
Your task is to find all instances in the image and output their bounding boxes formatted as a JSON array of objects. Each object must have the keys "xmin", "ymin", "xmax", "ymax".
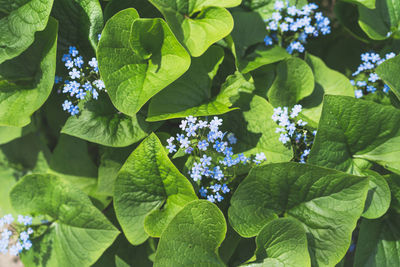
[
  {"xmin": 229, "ymin": 162, "xmax": 369, "ymax": 266},
  {"xmin": 10, "ymin": 173, "xmax": 119, "ymax": 267},
  {"xmin": 97, "ymin": 8, "xmax": 191, "ymax": 116},
  {"xmin": 154, "ymin": 200, "xmax": 226, "ymax": 267},
  {"xmin": 114, "ymin": 133, "xmax": 197, "ymax": 245},
  {"xmin": 149, "ymin": 0, "xmax": 240, "ymax": 57},
  {"xmin": 0, "ymin": 17, "xmax": 57, "ymax": 127},
  {"xmin": 245, "ymin": 218, "xmax": 311, "ymax": 267},
  {"xmin": 308, "ymin": 95, "xmax": 400, "ymax": 175},
  {"xmin": 0, "ymin": 0, "xmax": 54, "ymax": 63}
]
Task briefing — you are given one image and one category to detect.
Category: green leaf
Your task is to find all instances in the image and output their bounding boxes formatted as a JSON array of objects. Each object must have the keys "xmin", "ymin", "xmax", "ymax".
[
  {"xmin": 376, "ymin": 54, "xmax": 400, "ymax": 100},
  {"xmin": 361, "ymin": 170, "xmax": 390, "ymax": 219},
  {"xmin": 300, "ymin": 54, "xmax": 354, "ymax": 127},
  {"xmin": 358, "ymin": 0, "xmax": 400, "ymax": 40},
  {"xmin": 51, "ymin": 0, "xmax": 103, "ymax": 51},
  {"xmin": 149, "ymin": 0, "xmax": 240, "ymax": 57},
  {"xmin": 245, "ymin": 218, "xmax": 311, "ymax": 267},
  {"xmin": 114, "ymin": 133, "xmax": 197, "ymax": 245},
  {"xmin": 308, "ymin": 95, "xmax": 400, "ymax": 175},
  {"xmin": 354, "ymin": 212, "xmax": 400, "ymax": 267},
  {"xmin": 222, "ymin": 92, "xmax": 292, "ymax": 163},
  {"xmin": 341, "ymin": 0, "xmax": 376, "ymax": 9},
  {"xmin": 267, "ymin": 57, "xmax": 314, "ymax": 108},
  {"xmin": 61, "ymin": 95, "xmax": 160, "ymax": 147},
  {"xmin": 228, "ymin": 162, "xmax": 369, "ymax": 266},
  {"xmin": 97, "ymin": 8, "xmax": 191, "ymax": 116},
  {"xmin": 0, "ymin": 17, "xmax": 57, "ymax": 127},
  {"xmin": 0, "ymin": 0, "xmax": 54, "ymax": 63},
  {"xmin": 238, "ymin": 45, "xmax": 290, "ymax": 74},
  {"xmin": 10, "ymin": 173, "xmax": 119, "ymax": 267},
  {"xmin": 154, "ymin": 200, "xmax": 226, "ymax": 267},
  {"xmin": 147, "ymin": 47, "xmax": 241, "ymax": 121}
]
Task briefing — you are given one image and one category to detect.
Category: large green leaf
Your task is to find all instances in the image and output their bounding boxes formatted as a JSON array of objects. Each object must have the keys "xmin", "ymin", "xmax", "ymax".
[
  {"xmin": 267, "ymin": 57, "xmax": 314, "ymax": 108},
  {"xmin": 147, "ymin": 47, "xmax": 241, "ymax": 121},
  {"xmin": 300, "ymin": 54, "xmax": 354, "ymax": 127},
  {"xmin": 308, "ymin": 95, "xmax": 400, "ymax": 175},
  {"xmin": 51, "ymin": 0, "xmax": 103, "ymax": 51},
  {"xmin": 154, "ymin": 200, "xmax": 226, "ymax": 267},
  {"xmin": 376, "ymin": 54, "xmax": 400, "ymax": 100},
  {"xmin": 10, "ymin": 173, "xmax": 119, "ymax": 267},
  {"xmin": 114, "ymin": 133, "xmax": 197, "ymax": 245},
  {"xmin": 358, "ymin": 0, "xmax": 400, "ymax": 40},
  {"xmin": 354, "ymin": 212, "xmax": 400, "ymax": 267},
  {"xmin": 62, "ymin": 95, "xmax": 160, "ymax": 147},
  {"xmin": 228, "ymin": 162, "xmax": 369, "ymax": 266},
  {"xmin": 97, "ymin": 8, "xmax": 191, "ymax": 116},
  {"xmin": 0, "ymin": 0, "xmax": 54, "ymax": 63},
  {"xmin": 149, "ymin": 0, "xmax": 240, "ymax": 57},
  {"xmin": 222, "ymin": 93, "xmax": 293, "ymax": 163},
  {"xmin": 245, "ymin": 218, "xmax": 311, "ymax": 267},
  {"xmin": 0, "ymin": 17, "xmax": 57, "ymax": 127}
]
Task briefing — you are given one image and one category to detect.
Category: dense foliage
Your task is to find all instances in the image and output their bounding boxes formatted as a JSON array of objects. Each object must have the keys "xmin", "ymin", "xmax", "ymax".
[{"xmin": 1, "ymin": 0, "xmax": 400, "ymax": 266}]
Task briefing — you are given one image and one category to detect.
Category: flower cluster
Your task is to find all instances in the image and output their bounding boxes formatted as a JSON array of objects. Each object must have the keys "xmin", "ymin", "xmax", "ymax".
[
  {"xmin": 264, "ymin": 1, "xmax": 331, "ymax": 54},
  {"xmin": 166, "ymin": 116, "xmax": 266, "ymax": 203},
  {"xmin": 351, "ymin": 52, "xmax": 396, "ymax": 98},
  {"xmin": 0, "ymin": 214, "xmax": 34, "ymax": 256},
  {"xmin": 55, "ymin": 43, "xmax": 105, "ymax": 116},
  {"xmin": 272, "ymin": 105, "xmax": 315, "ymax": 163}
]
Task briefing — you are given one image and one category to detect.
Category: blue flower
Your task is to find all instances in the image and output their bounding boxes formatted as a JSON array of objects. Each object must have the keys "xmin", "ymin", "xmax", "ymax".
[
  {"xmin": 215, "ymin": 192, "xmax": 224, "ymax": 202},
  {"xmin": 65, "ymin": 60, "xmax": 74, "ymax": 69},
  {"xmin": 221, "ymin": 184, "xmax": 230, "ymax": 194},
  {"xmin": 69, "ymin": 68, "xmax": 81, "ymax": 79},
  {"xmin": 55, "ymin": 76, "xmax": 63, "ymax": 84},
  {"xmin": 62, "ymin": 100, "xmax": 72, "ymax": 111},
  {"xmin": 166, "ymin": 143, "xmax": 176, "ymax": 153},
  {"xmin": 368, "ymin": 73, "xmax": 379, "ymax": 82},
  {"xmin": 93, "ymin": 79, "xmax": 105, "ymax": 90},
  {"xmin": 198, "ymin": 140, "xmax": 209, "ymax": 151},
  {"xmin": 200, "ymin": 155, "xmax": 212, "ymax": 167},
  {"xmin": 69, "ymin": 105, "xmax": 79, "ymax": 116},
  {"xmin": 74, "ymin": 56, "xmax": 84, "ymax": 68},
  {"xmin": 76, "ymin": 89, "xmax": 86, "ymax": 100},
  {"xmin": 199, "ymin": 187, "xmax": 208, "ymax": 197},
  {"xmin": 383, "ymin": 84, "xmax": 390, "ymax": 93},
  {"xmin": 227, "ymin": 133, "xmax": 237, "ymax": 144},
  {"xmin": 62, "ymin": 54, "xmax": 72, "ymax": 62},
  {"xmin": 69, "ymin": 46, "xmax": 79, "ymax": 57},
  {"xmin": 264, "ymin": 35, "xmax": 273, "ymax": 46}
]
